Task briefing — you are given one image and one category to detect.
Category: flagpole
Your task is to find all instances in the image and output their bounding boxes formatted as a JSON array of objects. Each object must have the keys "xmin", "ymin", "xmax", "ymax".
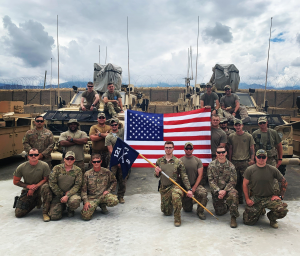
[{"xmin": 138, "ymin": 153, "xmax": 218, "ymax": 220}]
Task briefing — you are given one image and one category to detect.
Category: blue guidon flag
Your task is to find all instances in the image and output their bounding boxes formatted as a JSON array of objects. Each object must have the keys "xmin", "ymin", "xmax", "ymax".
[
  {"xmin": 124, "ymin": 109, "xmax": 212, "ymax": 168},
  {"xmin": 110, "ymin": 138, "xmax": 139, "ymax": 179}
]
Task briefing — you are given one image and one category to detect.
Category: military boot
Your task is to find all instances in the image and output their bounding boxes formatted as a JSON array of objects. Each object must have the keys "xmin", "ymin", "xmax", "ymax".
[
  {"xmin": 118, "ymin": 197, "xmax": 125, "ymax": 204},
  {"xmin": 197, "ymin": 212, "xmax": 206, "ymax": 220},
  {"xmin": 267, "ymin": 212, "xmax": 278, "ymax": 228},
  {"xmin": 174, "ymin": 217, "xmax": 181, "ymax": 227},
  {"xmin": 230, "ymin": 216, "xmax": 237, "ymax": 228},
  {"xmin": 67, "ymin": 208, "xmax": 75, "ymax": 217},
  {"xmin": 43, "ymin": 214, "xmax": 50, "ymax": 222},
  {"xmin": 100, "ymin": 204, "xmax": 109, "ymax": 214},
  {"xmin": 261, "ymin": 208, "xmax": 266, "ymax": 216}
]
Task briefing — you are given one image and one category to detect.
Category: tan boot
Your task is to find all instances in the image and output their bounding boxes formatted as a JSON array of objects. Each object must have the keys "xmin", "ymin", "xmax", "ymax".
[
  {"xmin": 230, "ymin": 216, "xmax": 237, "ymax": 228},
  {"xmin": 197, "ymin": 212, "xmax": 206, "ymax": 220},
  {"xmin": 43, "ymin": 214, "xmax": 50, "ymax": 222},
  {"xmin": 270, "ymin": 220, "xmax": 278, "ymax": 229},
  {"xmin": 100, "ymin": 205, "xmax": 109, "ymax": 214},
  {"xmin": 118, "ymin": 197, "xmax": 125, "ymax": 204},
  {"xmin": 174, "ymin": 216, "xmax": 181, "ymax": 227}
]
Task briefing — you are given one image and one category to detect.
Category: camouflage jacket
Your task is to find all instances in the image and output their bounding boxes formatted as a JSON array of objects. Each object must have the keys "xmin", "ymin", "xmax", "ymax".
[
  {"xmin": 22, "ymin": 128, "xmax": 54, "ymax": 160},
  {"xmin": 207, "ymin": 159, "xmax": 237, "ymax": 193},
  {"xmin": 155, "ymin": 155, "xmax": 191, "ymax": 190},
  {"xmin": 81, "ymin": 168, "xmax": 117, "ymax": 204},
  {"xmin": 49, "ymin": 163, "xmax": 83, "ymax": 198}
]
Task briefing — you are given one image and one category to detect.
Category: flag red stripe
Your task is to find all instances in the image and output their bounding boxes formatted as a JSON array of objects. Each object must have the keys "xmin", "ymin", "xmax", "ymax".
[
  {"xmin": 131, "ymin": 145, "xmax": 212, "ymax": 150},
  {"xmin": 164, "ymin": 126, "xmax": 211, "ymax": 133},
  {"xmin": 164, "ymin": 136, "xmax": 211, "ymax": 141},
  {"xmin": 164, "ymin": 108, "xmax": 211, "ymax": 117},
  {"xmin": 132, "ymin": 162, "xmax": 210, "ymax": 168},
  {"xmin": 164, "ymin": 117, "xmax": 211, "ymax": 126},
  {"xmin": 136, "ymin": 154, "xmax": 212, "ymax": 159}
]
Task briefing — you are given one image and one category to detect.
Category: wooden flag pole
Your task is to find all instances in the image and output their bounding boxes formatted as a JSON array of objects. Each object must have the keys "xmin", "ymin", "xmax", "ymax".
[{"xmin": 138, "ymin": 153, "xmax": 218, "ymax": 220}]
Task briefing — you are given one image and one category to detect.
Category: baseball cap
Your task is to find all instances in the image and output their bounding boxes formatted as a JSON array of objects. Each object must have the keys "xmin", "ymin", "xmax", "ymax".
[
  {"xmin": 258, "ymin": 116, "xmax": 267, "ymax": 123},
  {"xmin": 65, "ymin": 151, "xmax": 75, "ymax": 158},
  {"xmin": 234, "ymin": 119, "xmax": 242, "ymax": 125},
  {"xmin": 68, "ymin": 119, "xmax": 79, "ymax": 125},
  {"xmin": 110, "ymin": 118, "xmax": 119, "ymax": 125},
  {"xmin": 256, "ymin": 149, "xmax": 267, "ymax": 156},
  {"xmin": 98, "ymin": 112, "xmax": 106, "ymax": 118},
  {"xmin": 220, "ymin": 117, "xmax": 228, "ymax": 124},
  {"xmin": 224, "ymin": 85, "xmax": 231, "ymax": 90},
  {"xmin": 206, "ymin": 83, "xmax": 212, "ymax": 87},
  {"xmin": 184, "ymin": 142, "xmax": 193, "ymax": 148}
]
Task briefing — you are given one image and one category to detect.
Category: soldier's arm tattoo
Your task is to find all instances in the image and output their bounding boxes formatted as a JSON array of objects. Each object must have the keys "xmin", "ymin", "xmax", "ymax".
[
  {"xmin": 250, "ymin": 145, "xmax": 255, "ymax": 161},
  {"xmin": 280, "ymin": 178, "xmax": 288, "ymax": 198}
]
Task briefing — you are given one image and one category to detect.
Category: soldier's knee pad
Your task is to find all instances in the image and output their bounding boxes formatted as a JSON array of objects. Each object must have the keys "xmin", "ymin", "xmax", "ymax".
[
  {"xmin": 50, "ymin": 214, "xmax": 62, "ymax": 221},
  {"xmin": 15, "ymin": 209, "xmax": 26, "ymax": 218},
  {"xmin": 81, "ymin": 214, "xmax": 92, "ymax": 221}
]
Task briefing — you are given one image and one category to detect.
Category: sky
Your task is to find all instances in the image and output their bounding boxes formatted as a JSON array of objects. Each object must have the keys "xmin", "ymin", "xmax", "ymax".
[{"xmin": 0, "ymin": 0, "xmax": 300, "ymax": 88}]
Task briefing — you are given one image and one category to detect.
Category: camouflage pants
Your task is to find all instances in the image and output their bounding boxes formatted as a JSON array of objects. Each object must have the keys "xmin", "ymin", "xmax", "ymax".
[
  {"xmin": 182, "ymin": 185, "xmax": 208, "ymax": 214},
  {"xmin": 79, "ymin": 104, "xmax": 99, "ymax": 111},
  {"xmin": 160, "ymin": 185, "xmax": 184, "ymax": 220},
  {"xmin": 232, "ymin": 160, "xmax": 249, "ymax": 201},
  {"xmin": 81, "ymin": 193, "xmax": 119, "ymax": 221},
  {"xmin": 75, "ymin": 160, "xmax": 85, "ymax": 173},
  {"xmin": 105, "ymin": 102, "xmax": 121, "ymax": 117},
  {"xmin": 223, "ymin": 106, "xmax": 248, "ymax": 122},
  {"xmin": 49, "ymin": 194, "xmax": 81, "ymax": 220},
  {"xmin": 243, "ymin": 196, "xmax": 288, "ymax": 225},
  {"xmin": 111, "ymin": 165, "xmax": 127, "ymax": 198},
  {"xmin": 211, "ymin": 189, "xmax": 239, "ymax": 217},
  {"xmin": 15, "ymin": 184, "xmax": 51, "ymax": 218},
  {"xmin": 90, "ymin": 150, "xmax": 110, "ymax": 169}
]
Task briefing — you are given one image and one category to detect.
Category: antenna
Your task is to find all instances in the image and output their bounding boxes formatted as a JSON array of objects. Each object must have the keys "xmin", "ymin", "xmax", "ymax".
[
  {"xmin": 264, "ymin": 17, "xmax": 273, "ymax": 108},
  {"xmin": 57, "ymin": 15, "xmax": 60, "ymax": 100},
  {"xmin": 195, "ymin": 16, "xmax": 199, "ymax": 86},
  {"xmin": 127, "ymin": 16, "xmax": 131, "ymax": 96},
  {"xmin": 187, "ymin": 48, "xmax": 190, "ymax": 79},
  {"xmin": 105, "ymin": 46, "xmax": 107, "ymax": 64},
  {"xmin": 99, "ymin": 45, "xmax": 100, "ymax": 64},
  {"xmin": 190, "ymin": 46, "xmax": 193, "ymax": 80}
]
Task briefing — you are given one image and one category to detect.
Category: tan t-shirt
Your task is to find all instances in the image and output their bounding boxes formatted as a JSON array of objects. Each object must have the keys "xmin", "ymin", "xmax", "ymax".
[
  {"xmin": 59, "ymin": 129, "xmax": 88, "ymax": 161},
  {"xmin": 105, "ymin": 128, "xmax": 124, "ymax": 148},
  {"xmin": 82, "ymin": 90, "xmax": 99, "ymax": 107},
  {"xmin": 13, "ymin": 161, "xmax": 50, "ymax": 187},
  {"xmin": 228, "ymin": 132, "xmax": 255, "ymax": 160},
  {"xmin": 244, "ymin": 164, "xmax": 283, "ymax": 197},
  {"xmin": 211, "ymin": 127, "xmax": 227, "ymax": 155},
  {"xmin": 89, "ymin": 124, "xmax": 111, "ymax": 151},
  {"xmin": 180, "ymin": 155, "xmax": 203, "ymax": 186}
]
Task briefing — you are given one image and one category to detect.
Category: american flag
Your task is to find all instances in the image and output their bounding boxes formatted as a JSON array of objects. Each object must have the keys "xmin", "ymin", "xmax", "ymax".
[{"xmin": 124, "ymin": 108, "xmax": 212, "ymax": 168}]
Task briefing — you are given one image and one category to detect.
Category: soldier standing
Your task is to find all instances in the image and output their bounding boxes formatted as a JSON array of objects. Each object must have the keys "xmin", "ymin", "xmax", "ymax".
[
  {"xmin": 180, "ymin": 142, "xmax": 208, "ymax": 220},
  {"xmin": 105, "ymin": 118, "xmax": 126, "ymax": 204},
  {"xmin": 219, "ymin": 117, "xmax": 235, "ymax": 153},
  {"xmin": 200, "ymin": 83, "xmax": 221, "ymax": 116},
  {"xmin": 154, "ymin": 141, "xmax": 193, "ymax": 227},
  {"xmin": 23, "ymin": 115, "xmax": 54, "ymax": 168},
  {"xmin": 80, "ymin": 82, "xmax": 100, "ymax": 111},
  {"xmin": 13, "ymin": 148, "xmax": 51, "ymax": 222},
  {"xmin": 59, "ymin": 119, "xmax": 88, "ymax": 173},
  {"xmin": 81, "ymin": 154, "xmax": 119, "ymax": 220},
  {"xmin": 89, "ymin": 112, "xmax": 111, "ymax": 168},
  {"xmin": 220, "ymin": 85, "xmax": 250, "ymax": 123},
  {"xmin": 243, "ymin": 149, "xmax": 288, "ymax": 228},
  {"xmin": 47, "ymin": 151, "xmax": 82, "ymax": 220},
  {"xmin": 207, "ymin": 145, "xmax": 239, "ymax": 228},
  {"xmin": 103, "ymin": 83, "xmax": 124, "ymax": 117},
  {"xmin": 228, "ymin": 119, "xmax": 255, "ymax": 204}
]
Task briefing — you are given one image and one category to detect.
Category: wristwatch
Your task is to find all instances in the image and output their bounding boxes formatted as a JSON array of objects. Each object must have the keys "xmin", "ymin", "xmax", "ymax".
[
  {"xmin": 189, "ymin": 188, "xmax": 193, "ymax": 192},
  {"xmin": 70, "ymin": 138, "xmax": 73, "ymax": 142},
  {"xmin": 98, "ymin": 133, "xmax": 101, "ymax": 137},
  {"xmin": 279, "ymin": 195, "xmax": 283, "ymax": 200},
  {"xmin": 92, "ymin": 104, "xmax": 95, "ymax": 107}
]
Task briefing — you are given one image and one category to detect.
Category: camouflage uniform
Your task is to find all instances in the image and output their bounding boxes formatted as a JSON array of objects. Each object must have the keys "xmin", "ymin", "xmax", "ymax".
[
  {"xmin": 207, "ymin": 159, "xmax": 239, "ymax": 217},
  {"xmin": 155, "ymin": 156, "xmax": 191, "ymax": 222},
  {"xmin": 81, "ymin": 168, "xmax": 118, "ymax": 220},
  {"xmin": 103, "ymin": 90, "xmax": 122, "ymax": 117},
  {"xmin": 22, "ymin": 128, "xmax": 54, "ymax": 167},
  {"xmin": 231, "ymin": 160, "xmax": 249, "ymax": 202},
  {"xmin": 48, "ymin": 163, "xmax": 83, "ymax": 220}
]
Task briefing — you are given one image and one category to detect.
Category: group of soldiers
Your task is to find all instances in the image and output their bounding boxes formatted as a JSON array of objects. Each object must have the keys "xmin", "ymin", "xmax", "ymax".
[{"xmin": 13, "ymin": 82, "xmax": 288, "ymax": 229}]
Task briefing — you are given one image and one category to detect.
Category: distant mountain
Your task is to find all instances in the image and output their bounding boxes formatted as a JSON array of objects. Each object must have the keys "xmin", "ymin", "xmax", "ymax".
[{"xmin": 239, "ymin": 82, "xmax": 300, "ymax": 90}]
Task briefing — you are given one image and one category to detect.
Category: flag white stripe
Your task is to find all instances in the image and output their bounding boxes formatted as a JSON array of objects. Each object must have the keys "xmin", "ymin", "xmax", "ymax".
[
  {"xmin": 164, "ymin": 121, "xmax": 211, "ymax": 129},
  {"xmin": 138, "ymin": 149, "xmax": 211, "ymax": 155},
  {"xmin": 164, "ymin": 131, "xmax": 211, "ymax": 137},
  {"xmin": 134, "ymin": 158, "xmax": 212, "ymax": 164},
  {"xmin": 164, "ymin": 112, "xmax": 211, "ymax": 121},
  {"xmin": 125, "ymin": 140, "xmax": 212, "ymax": 146}
]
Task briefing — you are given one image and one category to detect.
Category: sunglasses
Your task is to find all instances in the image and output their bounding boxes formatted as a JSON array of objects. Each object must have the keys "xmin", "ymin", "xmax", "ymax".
[
  {"xmin": 29, "ymin": 153, "xmax": 39, "ymax": 157},
  {"xmin": 65, "ymin": 157, "xmax": 75, "ymax": 161},
  {"xmin": 92, "ymin": 160, "xmax": 101, "ymax": 163},
  {"xmin": 165, "ymin": 147, "xmax": 173, "ymax": 149},
  {"xmin": 185, "ymin": 148, "xmax": 193, "ymax": 151},
  {"xmin": 216, "ymin": 151, "xmax": 226, "ymax": 154},
  {"xmin": 111, "ymin": 124, "xmax": 118, "ymax": 127},
  {"xmin": 35, "ymin": 120, "xmax": 44, "ymax": 123},
  {"xmin": 87, "ymin": 86, "xmax": 94, "ymax": 88},
  {"xmin": 225, "ymin": 89, "xmax": 230, "ymax": 91},
  {"xmin": 257, "ymin": 155, "xmax": 267, "ymax": 159},
  {"xmin": 98, "ymin": 116, "xmax": 105, "ymax": 119},
  {"xmin": 259, "ymin": 122, "xmax": 266, "ymax": 125}
]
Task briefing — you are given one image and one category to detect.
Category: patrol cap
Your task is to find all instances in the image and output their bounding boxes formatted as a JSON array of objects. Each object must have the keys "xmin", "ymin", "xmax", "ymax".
[
  {"xmin": 219, "ymin": 117, "xmax": 228, "ymax": 124},
  {"xmin": 224, "ymin": 85, "xmax": 231, "ymax": 90},
  {"xmin": 206, "ymin": 83, "xmax": 212, "ymax": 87},
  {"xmin": 256, "ymin": 149, "xmax": 267, "ymax": 156},
  {"xmin": 234, "ymin": 119, "xmax": 242, "ymax": 125},
  {"xmin": 65, "ymin": 151, "xmax": 75, "ymax": 158},
  {"xmin": 184, "ymin": 142, "xmax": 193, "ymax": 148},
  {"xmin": 258, "ymin": 116, "xmax": 267, "ymax": 123},
  {"xmin": 98, "ymin": 112, "xmax": 106, "ymax": 118},
  {"xmin": 110, "ymin": 118, "xmax": 119, "ymax": 125},
  {"xmin": 67, "ymin": 119, "xmax": 79, "ymax": 125}
]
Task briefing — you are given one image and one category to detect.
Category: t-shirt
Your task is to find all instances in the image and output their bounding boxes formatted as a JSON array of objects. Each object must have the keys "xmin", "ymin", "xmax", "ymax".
[
  {"xmin": 59, "ymin": 129, "xmax": 88, "ymax": 161},
  {"xmin": 211, "ymin": 127, "xmax": 227, "ymax": 155},
  {"xmin": 105, "ymin": 128, "xmax": 124, "ymax": 148},
  {"xmin": 220, "ymin": 94, "xmax": 239, "ymax": 109},
  {"xmin": 103, "ymin": 90, "xmax": 122, "ymax": 106},
  {"xmin": 180, "ymin": 155, "xmax": 203, "ymax": 186},
  {"xmin": 200, "ymin": 92, "xmax": 219, "ymax": 109},
  {"xmin": 244, "ymin": 164, "xmax": 283, "ymax": 197},
  {"xmin": 13, "ymin": 161, "xmax": 50, "ymax": 187},
  {"xmin": 89, "ymin": 124, "xmax": 112, "ymax": 151},
  {"xmin": 82, "ymin": 90, "xmax": 98, "ymax": 107},
  {"xmin": 228, "ymin": 132, "xmax": 255, "ymax": 160},
  {"xmin": 252, "ymin": 128, "xmax": 281, "ymax": 157}
]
